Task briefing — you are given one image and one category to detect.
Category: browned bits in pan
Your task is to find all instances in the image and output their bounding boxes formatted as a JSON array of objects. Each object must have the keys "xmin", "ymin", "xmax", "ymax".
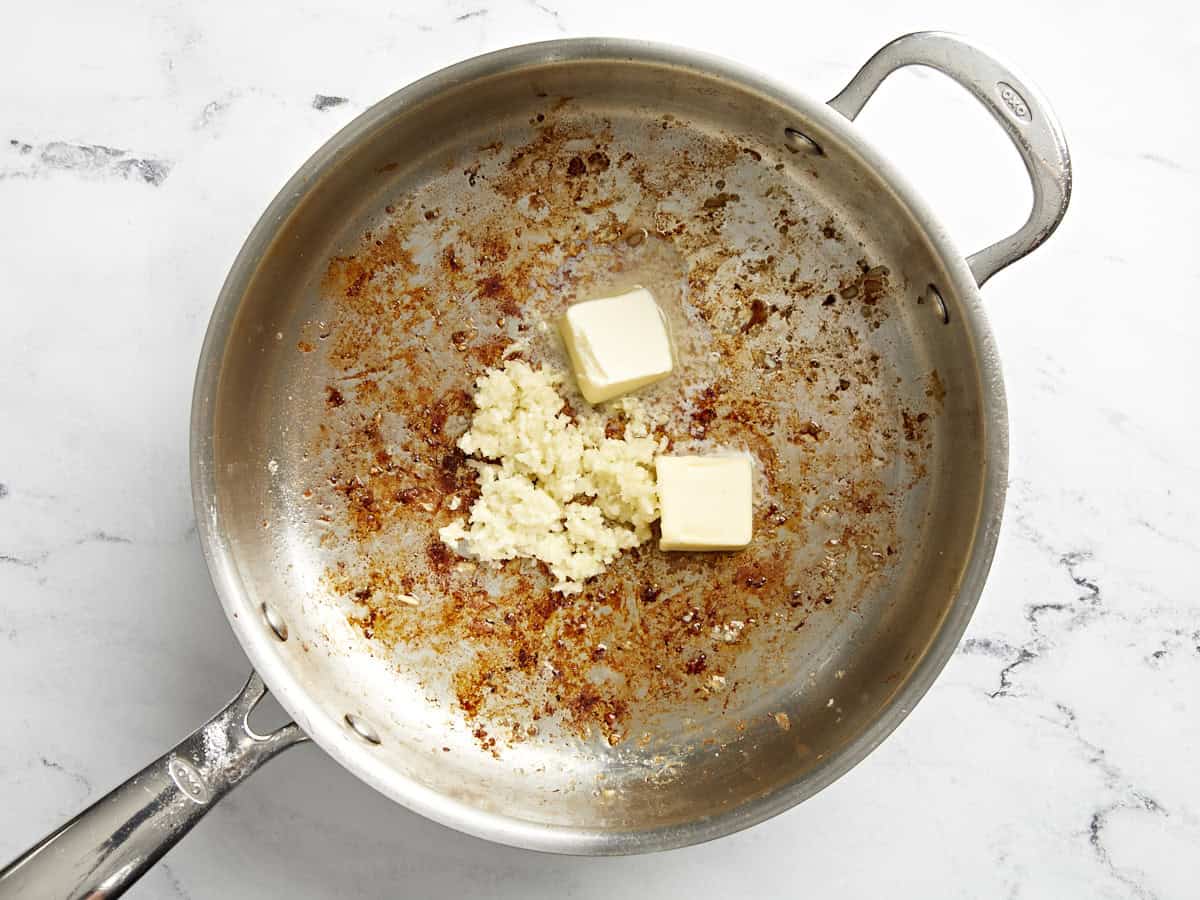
[
  {"xmin": 702, "ymin": 191, "xmax": 740, "ymax": 211},
  {"xmin": 309, "ymin": 101, "xmax": 939, "ymax": 755},
  {"xmin": 741, "ymin": 298, "xmax": 770, "ymax": 333},
  {"xmin": 926, "ymin": 369, "xmax": 947, "ymax": 406}
]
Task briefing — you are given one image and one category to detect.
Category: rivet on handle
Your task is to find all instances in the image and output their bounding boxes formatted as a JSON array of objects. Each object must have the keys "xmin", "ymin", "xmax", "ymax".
[
  {"xmin": 344, "ymin": 713, "xmax": 382, "ymax": 745},
  {"xmin": 925, "ymin": 284, "xmax": 949, "ymax": 325},
  {"xmin": 260, "ymin": 602, "xmax": 288, "ymax": 641},
  {"xmin": 784, "ymin": 127, "xmax": 823, "ymax": 156}
]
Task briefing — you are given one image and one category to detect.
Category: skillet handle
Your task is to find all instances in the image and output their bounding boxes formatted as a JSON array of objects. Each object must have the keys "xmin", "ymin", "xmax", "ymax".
[
  {"xmin": 828, "ymin": 31, "xmax": 1072, "ymax": 286},
  {"xmin": 0, "ymin": 671, "xmax": 306, "ymax": 900}
]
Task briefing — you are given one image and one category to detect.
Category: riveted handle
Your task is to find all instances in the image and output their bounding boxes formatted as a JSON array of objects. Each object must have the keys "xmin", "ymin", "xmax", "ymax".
[
  {"xmin": 0, "ymin": 672, "xmax": 307, "ymax": 900},
  {"xmin": 828, "ymin": 31, "xmax": 1072, "ymax": 286}
]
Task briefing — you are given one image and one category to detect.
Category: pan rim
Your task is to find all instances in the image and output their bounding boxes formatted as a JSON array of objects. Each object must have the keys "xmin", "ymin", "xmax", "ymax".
[{"xmin": 190, "ymin": 36, "xmax": 1008, "ymax": 855}]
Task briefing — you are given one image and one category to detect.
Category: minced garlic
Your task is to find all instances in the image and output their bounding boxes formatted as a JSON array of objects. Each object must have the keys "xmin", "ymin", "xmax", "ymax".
[{"xmin": 438, "ymin": 360, "xmax": 665, "ymax": 593}]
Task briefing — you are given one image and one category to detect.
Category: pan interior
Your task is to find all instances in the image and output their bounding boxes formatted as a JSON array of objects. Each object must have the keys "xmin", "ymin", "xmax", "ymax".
[{"xmin": 207, "ymin": 51, "xmax": 990, "ymax": 839}]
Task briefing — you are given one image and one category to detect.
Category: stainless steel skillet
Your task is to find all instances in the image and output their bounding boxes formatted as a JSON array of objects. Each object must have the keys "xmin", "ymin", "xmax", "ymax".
[{"xmin": 0, "ymin": 31, "xmax": 1070, "ymax": 898}]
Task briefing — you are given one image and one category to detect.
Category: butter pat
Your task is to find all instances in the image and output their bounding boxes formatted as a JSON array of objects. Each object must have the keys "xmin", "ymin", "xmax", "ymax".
[
  {"xmin": 656, "ymin": 455, "xmax": 753, "ymax": 551},
  {"xmin": 559, "ymin": 287, "xmax": 673, "ymax": 404}
]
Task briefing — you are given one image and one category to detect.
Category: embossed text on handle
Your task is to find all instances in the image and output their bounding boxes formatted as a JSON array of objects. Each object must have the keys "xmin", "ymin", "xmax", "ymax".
[
  {"xmin": 167, "ymin": 757, "xmax": 211, "ymax": 804},
  {"xmin": 996, "ymin": 82, "xmax": 1032, "ymax": 122}
]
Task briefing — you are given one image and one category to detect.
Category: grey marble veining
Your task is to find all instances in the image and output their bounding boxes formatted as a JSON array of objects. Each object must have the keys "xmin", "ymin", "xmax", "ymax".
[
  {"xmin": 2, "ymin": 1, "xmax": 1198, "ymax": 897},
  {"xmin": 2, "ymin": 139, "xmax": 173, "ymax": 185}
]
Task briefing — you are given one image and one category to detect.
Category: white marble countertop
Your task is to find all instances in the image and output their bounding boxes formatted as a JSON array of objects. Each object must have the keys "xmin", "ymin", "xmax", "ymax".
[{"xmin": 2, "ymin": 1, "xmax": 1198, "ymax": 897}]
